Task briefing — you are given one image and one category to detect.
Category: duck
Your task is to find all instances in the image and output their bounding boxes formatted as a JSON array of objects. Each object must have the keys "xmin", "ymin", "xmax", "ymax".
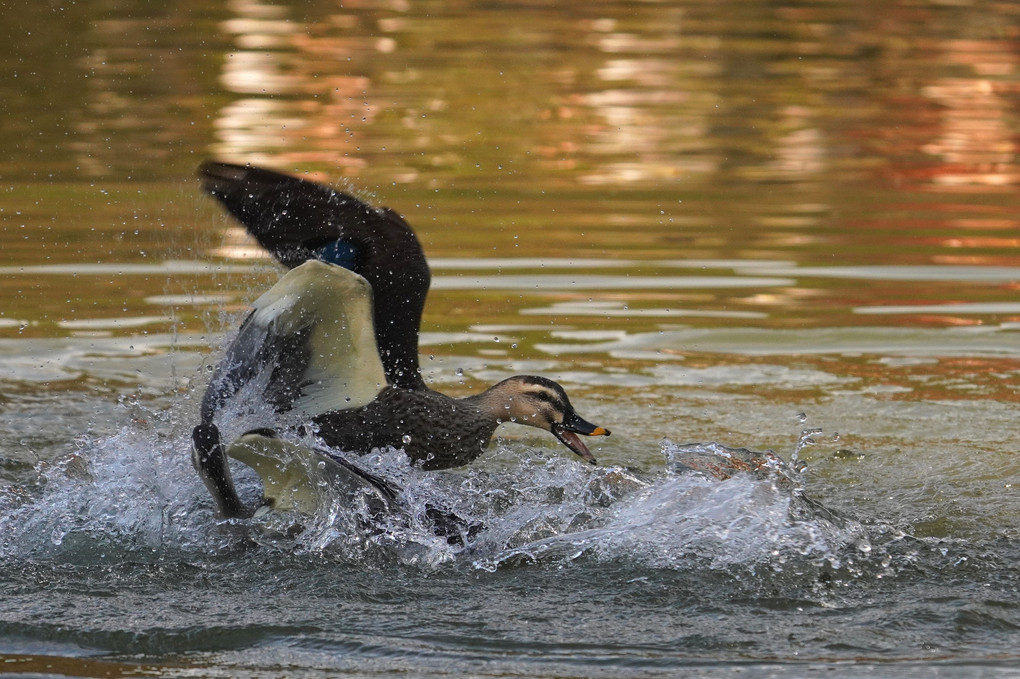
[{"xmin": 192, "ymin": 163, "xmax": 610, "ymax": 518}]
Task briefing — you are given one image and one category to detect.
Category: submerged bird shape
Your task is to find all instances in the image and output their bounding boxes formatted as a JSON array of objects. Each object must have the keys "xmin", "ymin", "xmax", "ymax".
[{"xmin": 192, "ymin": 163, "xmax": 610, "ymax": 517}]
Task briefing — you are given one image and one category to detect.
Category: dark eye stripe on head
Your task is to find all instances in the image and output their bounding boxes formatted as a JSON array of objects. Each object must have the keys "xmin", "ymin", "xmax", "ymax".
[{"xmin": 524, "ymin": 387, "xmax": 566, "ymax": 409}]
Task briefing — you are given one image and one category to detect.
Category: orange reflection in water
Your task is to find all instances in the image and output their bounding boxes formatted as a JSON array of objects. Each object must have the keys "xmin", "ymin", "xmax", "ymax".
[
  {"xmin": 873, "ymin": 26, "xmax": 1020, "ymax": 192},
  {"xmin": 198, "ymin": 0, "xmax": 1020, "ymax": 278},
  {"xmin": 210, "ymin": 0, "xmax": 383, "ymax": 169}
]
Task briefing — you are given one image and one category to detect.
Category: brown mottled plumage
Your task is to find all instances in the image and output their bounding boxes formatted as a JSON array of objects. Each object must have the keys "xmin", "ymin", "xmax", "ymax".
[
  {"xmin": 192, "ymin": 163, "xmax": 610, "ymax": 519},
  {"xmin": 311, "ymin": 376, "xmax": 601, "ymax": 470}
]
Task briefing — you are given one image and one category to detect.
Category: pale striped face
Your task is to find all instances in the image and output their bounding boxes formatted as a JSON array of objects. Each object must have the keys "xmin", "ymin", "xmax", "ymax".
[
  {"xmin": 498, "ymin": 376, "xmax": 575, "ymax": 427},
  {"xmin": 496, "ymin": 375, "xmax": 608, "ymax": 465}
]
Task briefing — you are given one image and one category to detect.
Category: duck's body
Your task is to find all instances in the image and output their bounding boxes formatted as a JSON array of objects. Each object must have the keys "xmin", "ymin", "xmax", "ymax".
[
  {"xmin": 310, "ymin": 386, "xmax": 505, "ymax": 471},
  {"xmin": 193, "ymin": 164, "xmax": 610, "ymax": 519},
  {"xmin": 311, "ymin": 374, "xmax": 599, "ymax": 471}
]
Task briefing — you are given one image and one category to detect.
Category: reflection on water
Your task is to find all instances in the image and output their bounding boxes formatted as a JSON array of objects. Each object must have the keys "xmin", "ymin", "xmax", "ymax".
[
  {"xmin": 3, "ymin": 0, "xmax": 1020, "ymax": 676},
  {"xmin": 6, "ymin": 0, "xmax": 1020, "ymax": 197},
  {"xmin": 3, "ymin": 0, "xmax": 1018, "ymax": 344}
]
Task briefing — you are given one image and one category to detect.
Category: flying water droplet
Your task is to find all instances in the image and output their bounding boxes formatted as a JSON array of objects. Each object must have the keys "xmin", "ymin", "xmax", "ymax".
[{"xmin": 792, "ymin": 427, "xmax": 823, "ymax": 468}]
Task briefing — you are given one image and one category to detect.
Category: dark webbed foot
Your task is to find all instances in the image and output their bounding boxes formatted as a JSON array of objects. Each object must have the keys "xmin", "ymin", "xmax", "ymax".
[{"xmin": 424, "ymin": 504, "xmax": 485, "ymax": 546}]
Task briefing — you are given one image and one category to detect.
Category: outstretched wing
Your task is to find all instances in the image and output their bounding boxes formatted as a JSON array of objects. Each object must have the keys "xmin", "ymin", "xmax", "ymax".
[
  {"xmin": 200, "ymin": 261, "xmax": 387, "ymax": 430},
  {"xmin": 198, "ymin": 161, "xmax": 388, "ymax": 269},
  {"xmin": 224, "ymin": 432, "xmax": 483, "ymax": 544},
  {"xmin": 198, "ymin": 160, "xmax": 430, "ymax": 391}
]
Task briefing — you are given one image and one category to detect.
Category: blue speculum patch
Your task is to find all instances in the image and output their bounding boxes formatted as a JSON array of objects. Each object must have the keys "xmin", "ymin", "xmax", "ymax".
[{"xmin": 318, "ymin": 241, "xmax": 359, "ymax": 271}]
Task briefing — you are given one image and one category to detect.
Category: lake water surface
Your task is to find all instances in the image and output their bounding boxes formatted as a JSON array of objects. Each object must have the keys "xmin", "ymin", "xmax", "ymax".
[{"xmin": 1, "ymin": 1, "xmax": 1019, "ymax": 677}]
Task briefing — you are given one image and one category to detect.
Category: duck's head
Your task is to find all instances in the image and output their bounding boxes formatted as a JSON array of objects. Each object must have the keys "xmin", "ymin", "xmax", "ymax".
[{"xmin": 491, "ymin": 375, "xmax": 610, "ymax": 464}]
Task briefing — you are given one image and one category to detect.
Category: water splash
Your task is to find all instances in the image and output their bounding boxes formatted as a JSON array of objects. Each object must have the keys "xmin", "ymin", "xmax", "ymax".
[
  {"xmin": 0, "ymin": 399, "xmax": 872, "ymax": 584},
  {"xmin": 467, "ymin": 439, "xmax": 869, "ymax": 575},
  {"xmin": 0, "ymin": 424, "xmax": 231, "ymax": 564}
]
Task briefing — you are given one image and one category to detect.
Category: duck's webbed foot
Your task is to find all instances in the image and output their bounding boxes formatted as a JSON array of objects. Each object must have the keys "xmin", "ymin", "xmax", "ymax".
[
  {"xmin": 192, "ymin": 422, "xmax": 253, "ymax": 518},
  {"xmin": 425, "ymin": 504, "xmax": 485, "ymax": 547},
  {"xmin": 316, "ymin": 443, "xmax": 483, "ymax": 545}
]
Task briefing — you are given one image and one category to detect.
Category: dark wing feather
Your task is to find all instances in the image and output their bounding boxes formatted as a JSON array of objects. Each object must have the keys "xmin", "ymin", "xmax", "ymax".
[
  {"xmin": 199, "ymin": 162, "xmax": 381, "ymax": 268},
  {"xmin": 198, "ymin": 161, "xmax": 430, "ymax": 390},
  {"xmin": 199, "ymin": 311, "xmax": 313, "ymax": 424}
]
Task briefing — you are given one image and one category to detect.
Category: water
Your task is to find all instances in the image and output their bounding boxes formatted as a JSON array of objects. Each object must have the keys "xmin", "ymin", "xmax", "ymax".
[{"xmin": 2, "ymin": 0, "xmax": 1020, "ymax": 676}]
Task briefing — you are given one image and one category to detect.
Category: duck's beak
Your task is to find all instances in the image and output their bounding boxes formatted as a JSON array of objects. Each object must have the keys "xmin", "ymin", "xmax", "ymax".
[{"xmin": 552, "ymin": 412, "xmax": 611, "ymax": 465}]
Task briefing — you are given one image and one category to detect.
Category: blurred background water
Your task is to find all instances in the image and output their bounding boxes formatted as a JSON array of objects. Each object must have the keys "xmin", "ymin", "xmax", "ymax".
[{"xmin": 1, "ymin": 0, "xmax": 1018, "ymax": 677}]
